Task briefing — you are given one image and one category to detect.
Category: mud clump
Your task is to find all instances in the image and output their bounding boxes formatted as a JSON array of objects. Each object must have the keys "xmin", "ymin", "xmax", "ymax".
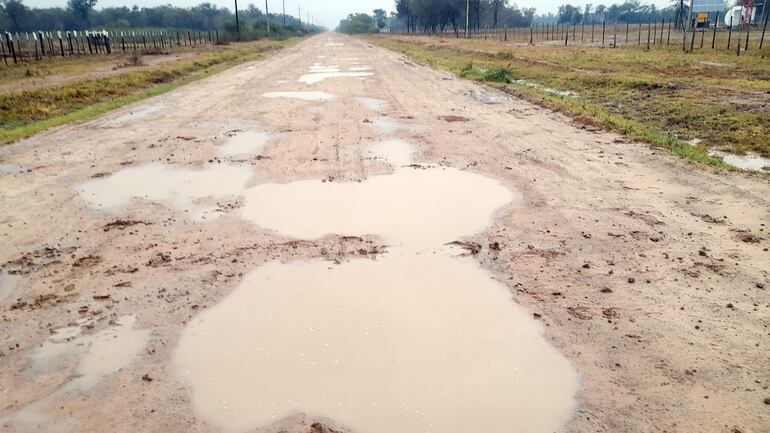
[
  {"xmin": 439, "ymin": 115, "xmax": 470, "ymax": 122},
  {"xmin": 103, "ymin": 220, "xmax": 152, "ymax": 232}
]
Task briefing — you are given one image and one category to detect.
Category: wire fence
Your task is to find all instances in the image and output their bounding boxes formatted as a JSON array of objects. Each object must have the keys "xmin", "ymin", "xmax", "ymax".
[
  {"xmin": 391, "ymin": 14, "xmax": 770, "ymax": 56},
  {"xmin": 0, "ymin": 29, "xmax": 222, "ymax": 66}
]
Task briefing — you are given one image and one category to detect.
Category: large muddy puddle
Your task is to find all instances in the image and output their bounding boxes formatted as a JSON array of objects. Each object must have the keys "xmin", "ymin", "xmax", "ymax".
[
  {"xmin": 173, "ymin": 139, "xmax": 579, "ymax": 433},
  {"xmin": 77, "ymin": 163, "xmax": 253, "ymax": 221}
]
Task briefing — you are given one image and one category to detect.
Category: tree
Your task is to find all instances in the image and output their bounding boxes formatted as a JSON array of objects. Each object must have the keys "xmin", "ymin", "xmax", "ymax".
[
  {"xmin": 558, "ymin": 4, "xmax": 583, "ymax": 25},
  {"xmin": 1, "ymin": 0, "xmax": 27, "ymax": 31},
  {"xmin": 373, "ymin": 8, "xmax": 387, "ymax": 29},
  {"xmin": 68, "ymin": 0, "xmax": 98, "ymax": 26},
  {"xmin": 491, "ymin": 0, "xmax": 508, "ymax": 28},
  {"xmin": 337, "ymin": 13, "xmax": 378, "ymax": 34}
]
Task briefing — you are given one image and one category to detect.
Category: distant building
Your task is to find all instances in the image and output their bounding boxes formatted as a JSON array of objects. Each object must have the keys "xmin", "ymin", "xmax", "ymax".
[{"xmin": 690, "ymin": 0, "xmax": 727, "ymax": 28}]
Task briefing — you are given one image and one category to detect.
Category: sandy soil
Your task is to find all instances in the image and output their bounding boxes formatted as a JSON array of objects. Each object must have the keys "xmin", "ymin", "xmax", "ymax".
[{"xmin": 1, "ymin": 34, "xmax": 768, "ymax": 433}]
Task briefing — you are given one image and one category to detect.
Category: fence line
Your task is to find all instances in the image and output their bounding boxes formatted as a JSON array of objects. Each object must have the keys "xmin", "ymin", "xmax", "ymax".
[
  {"xmin": 0, "ymin": 29, "xmax": 221, "ymax": 66},
  {"xmin": 388, "ymin": 18, "xmax": 769, "ymax": 56}
]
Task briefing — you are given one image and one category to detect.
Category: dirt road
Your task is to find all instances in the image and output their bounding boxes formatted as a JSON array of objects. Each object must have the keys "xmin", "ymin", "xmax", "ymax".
[{"xmin": 1, "ymin": 34, "xmax": 768, "ymax": 433}]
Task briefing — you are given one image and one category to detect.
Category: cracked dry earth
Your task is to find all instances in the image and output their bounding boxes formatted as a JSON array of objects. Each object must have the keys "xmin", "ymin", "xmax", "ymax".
[{"xmin": 1, "ymin": 34, "xmax": 769, "ymax": 433}]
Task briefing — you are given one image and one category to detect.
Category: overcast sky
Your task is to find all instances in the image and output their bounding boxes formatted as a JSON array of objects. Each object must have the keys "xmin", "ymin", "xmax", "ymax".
[{"xmin": 30, "ymin": 0, "xmax": 675, "ymax": 29}]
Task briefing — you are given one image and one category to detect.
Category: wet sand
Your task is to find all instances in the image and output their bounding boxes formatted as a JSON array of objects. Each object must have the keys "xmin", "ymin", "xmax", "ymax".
[{"xmin": 0, "ymin": 34, "xmax": 768, "ymax": 433}]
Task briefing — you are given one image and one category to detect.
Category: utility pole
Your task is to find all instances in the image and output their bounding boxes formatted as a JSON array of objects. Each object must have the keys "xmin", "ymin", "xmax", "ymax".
[
  {"xmin": 282, "ymin": 0, "xmax": 286, "ymax": 27},
  {"xmin": 234, "ymin": 0, "xmax": 240, "ymax": 40},
  {"xmin": 265, "ymin": 0, "xmax": 270, "ymax": 34},
  {"xmin": 466, "ymin": 0, "xmax": 470, "ymax": 38},
  {"xmin": 298, "ymin": 5, "xmax": 302, "ymax": 30}
]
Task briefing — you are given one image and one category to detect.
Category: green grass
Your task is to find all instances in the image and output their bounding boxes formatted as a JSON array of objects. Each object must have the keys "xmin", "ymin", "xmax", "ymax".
[
  {"xmin": 364, "ymin": 35, "xmax": 770, "ymax": 169},
  {"xmin": 0, "ymin": 39, "xmax": 298, "ymax": 145}
]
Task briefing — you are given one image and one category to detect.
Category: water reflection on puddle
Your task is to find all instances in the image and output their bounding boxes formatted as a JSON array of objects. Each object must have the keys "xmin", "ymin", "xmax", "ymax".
[
  {"xmin": 355, "ymin": 97, "xmax": 388, "ymax": 112},
  {"xmin": 220, "ymin": 131, "xmax": 272, "ymax": 157},
  {"xmin": 175, "ymin": 251, "xmax": 578, "ymax": 433},
  {"xmin": 108, "ymin": 104, "xmax": 164, "ymax": 125},
  {"xmin": 0, "ymin": 272, "xmax": 20, "ymax": 303},
  {"xmin": 0, "ymin": 165, "xmax": 26, "ymax": 174},
  {"xmin": 2, "ymin": 316, "xmax": 148, "ymax": 431},
  {"xmin": 77, "ymin": 163, "xmax": 253, "ymax": 221},
  {"xmin": 709, "ymin": 150, "xmax": 770, "ymax": 172},
  {"xmin": 298, "ymin": 71, "xmax": 374, "ymax": 85},
  {"xmin": 263, "ymin": 91, "xmax": 337, "ymax": 102},
  {"xmin": 174, "ymin": 139, "xmax": 579, "ymax": 433}
]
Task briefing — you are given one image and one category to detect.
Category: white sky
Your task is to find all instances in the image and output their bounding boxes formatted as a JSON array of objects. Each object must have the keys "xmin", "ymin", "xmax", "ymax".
[{"xmin": 29, "ymin": 0, "xmax": 675, "ymax": 29}]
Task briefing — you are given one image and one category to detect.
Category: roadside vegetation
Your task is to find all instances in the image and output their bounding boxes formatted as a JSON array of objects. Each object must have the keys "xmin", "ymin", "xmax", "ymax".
[
  {"xmin": 0, "ymin": 39, "xmax": 296, "ymax": 145},
  {"xmin": 365, "ymin": 35, "xmax": 770, "ymax": 167}
]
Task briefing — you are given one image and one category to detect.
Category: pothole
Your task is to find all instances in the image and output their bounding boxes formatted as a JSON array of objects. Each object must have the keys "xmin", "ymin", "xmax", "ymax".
[
  {"xmin": 709, "ymin": 150, "xmax": 770, "ymax": 172},
  {"xmin": 173, "ymin": 139, "xmax": 579, "ymax": 433},
  {"xmin": 299, "ymin": 72, "xmax": 374, "ymax": 85},
  {"xmin": 263, "ymin": 91, "xmax": 337, "ymax": 102},
  {"xmin": 76, "ymin": 163, "xmax": 253, "ymax": 221},
  {"xmin": 108, "ymin": 104, "xmax": 165, "ymax": 125},
  {"xmin": 220, "ymin": 131, "xmax": 272, "ymax": 157},
  {"xmin": 0, "ymin": 165, "xmax": 27, "ymax": 174},
  {"xmin": 354, "ymin": 97, "xmax": 388, "ymax": 112}
]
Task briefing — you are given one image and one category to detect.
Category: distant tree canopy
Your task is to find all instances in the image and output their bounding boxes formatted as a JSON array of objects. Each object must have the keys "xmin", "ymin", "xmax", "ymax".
[
  {"xmin": 0, "ymin": 0, "xmax": 322, "ymax": 33},
  {"xmin": 337, "ymin": 13, "xmax": 379, "ymax": 34},
  {"xmin": 389, "ymin": 0, "xmax": 694, "ymax": 32}
]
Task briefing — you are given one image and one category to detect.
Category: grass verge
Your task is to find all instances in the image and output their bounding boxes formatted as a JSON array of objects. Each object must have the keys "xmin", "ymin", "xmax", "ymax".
[
  {"xmin": 0, "ymin": 39, "xmax": 298, "ymax": 145},
  {"xmin": 365, "ymin": 35, "xmax": 770, "ymax": 169}
]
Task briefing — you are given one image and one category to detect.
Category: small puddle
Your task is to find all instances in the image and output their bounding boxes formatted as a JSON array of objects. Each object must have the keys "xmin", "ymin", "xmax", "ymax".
[
  {"xmin": 709, "ymin": 150, "xmax": 770, "ymax": 172},
  {"xmin": 108, "ymin": 104, "xmax": 164, "ymax": 125},
  {"xmin": 0, "ymin": 165, "xmax": 26, "ymax": 174},
  {"xmin": 299, "ymin": 72, "xmax": 374, "ymax": 85},
  {"xmin": 263, "ymin": 91, "xmax": 337, "ymax": 102},
  {"xmin": 467, "ymin": 89, "xmax": 509, "ymax": 104},
  {"xmin": 174, "ymin": 139, "xmax": 579, "ymax": 433},
  {"xmin": 220, "ymin": 131, "xmax": 272, "ymax": 157},
  {"xmin": 76, "ymin": 163, "xmax": 253, "ymax": 221},
  {"xmin": 371, "ymin": 117, "xmax": 425, "ymax": 135},
  {"xmin": 355, "ymin": 97, "xmax": 388, "ymax": 112},
  {"xmin": 3, "ymin": 316, "xmax": 148, "ymax": 431},
  {"xmin": 349, "ymin": 66, "xmax": 372, "ymax": 71},
  {"xmin": 512, "ymin": 80, "xmax": 578, "ymax": 98},
  {"xmin": 0, "ymin": 272, "xmax": 20, "ymax": 303}
]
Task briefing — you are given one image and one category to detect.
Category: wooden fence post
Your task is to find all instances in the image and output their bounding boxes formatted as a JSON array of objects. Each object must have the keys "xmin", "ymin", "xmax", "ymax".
[
  {"xmin": 58, "ymin": 31, "xmax": 64, "ymax": 57},
  {"xmin": 647, "ymin": 20, "xmax": 651, "ymax": 49},
  {"xmin": 727, "ymin": 16, "xmax": 733, "ymax": 50},
  {"xmin": 601, "ymin": 20, "xmax": 606, "ymax": 45},
  {"xmin": 760, "ymin": 14, "xmax": 768, "ymax": 49}
]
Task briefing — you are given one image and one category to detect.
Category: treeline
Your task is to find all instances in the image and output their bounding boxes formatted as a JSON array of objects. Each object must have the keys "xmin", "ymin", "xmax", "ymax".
[
  {"xmin": 337, "ymin": 10, "xmax": 388, "ymax": 34},
  {"xmin": 393, "ymin": 0, "xmax": 535, "ymax": 33},
  {"xmin": 386, "ymin": 1, "xmax": 719, "ymax": 33},
  {"xmin": 0, "ymin": 0, "xmax": 321, "ymax": 35},
  {"xmin": 538, "ymin": 2, "xmax": 682, "ymax": 25}
]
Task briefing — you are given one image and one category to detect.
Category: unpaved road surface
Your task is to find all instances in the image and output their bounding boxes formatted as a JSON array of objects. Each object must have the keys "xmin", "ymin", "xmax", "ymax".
[{"xmin": 1, "ymin": 34, "xmax": 769, "ymax": 433}]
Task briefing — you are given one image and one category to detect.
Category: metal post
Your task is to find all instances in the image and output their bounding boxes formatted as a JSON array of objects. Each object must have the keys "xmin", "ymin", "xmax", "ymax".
[
  {"xmin": 235, "ymin": 0, "xmax": 241, "ymax": 40},
  {"xmin": 265, "ymin": 0, "xmax": 270, "ymax": 34},
  {"xmin": 712, "ymin": 12, "xmax": 719, "ymax": 49},
  {"xmin": 727, "ymin": 16, "xmax": 733, "ymax": 50},
  {"xmin": 760, "ymin": 14, "xmax": 768, "ymax": 49},
  {"xmin": 465, "ymin": 0, "xmax": 470, "ymax": 38}
]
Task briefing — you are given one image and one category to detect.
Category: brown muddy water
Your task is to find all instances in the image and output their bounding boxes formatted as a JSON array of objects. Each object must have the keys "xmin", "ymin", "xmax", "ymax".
[
  {"xmin": 76, "ymin": 163, "xmax": 253, "ymax": 221},
  {"xmin": 173, "ymin": 139, "xmax": 579, "ymax": 433},
  {"xmin": 2, "ymin": 316, "xmax": 148, "ymax": 431}
]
